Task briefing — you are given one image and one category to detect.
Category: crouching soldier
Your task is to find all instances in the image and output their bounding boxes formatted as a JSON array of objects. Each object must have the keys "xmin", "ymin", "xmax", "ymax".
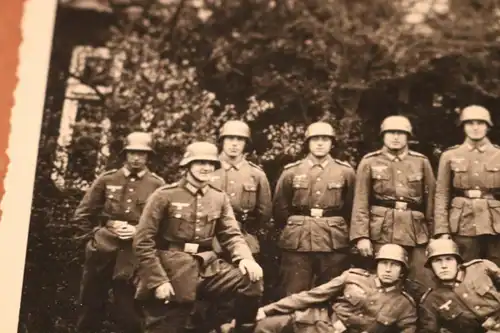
[
  {"xmin": 254, "ymin": 244, "xmax": 417, "ymax": 333},
  {"xmin": 133, "ymin": 141, "xmax": 264, "ymax": 333},
  {"xmin": 419, "ymin": 238, "xmax": 500, "ymax": 333},
  {"xmin": 74, "ymin": 132, "xmax": 165, "ymax": 333}
]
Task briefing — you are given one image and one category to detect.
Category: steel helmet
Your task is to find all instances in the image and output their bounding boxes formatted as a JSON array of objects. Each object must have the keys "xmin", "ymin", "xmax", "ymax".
[
  {"xmin": 305, "ymin": 122, "xmax": 335, "ymax": 140},
  {"xmin": 122, "ymin": 132, "xmax": 154, "ymax": 153},
  {"xmin": 459, "ymin": 105, "xmax": 493, "ymax": 127},
  {"xmin": 219, "ymin": 120, "xmax": 251, "ymax": 140},
  {"xmin": 179, "ymin": 141, "xmax": 221, "ymax": 168},
  {"xmin": 375, "ymin": 244, "xmax": 409, "ymax": 270},
  {"xmin": 380, "ymin": 116, "xmax": 413, "ymax": 136},
  {"xmin": 424, "ymin": 239, "xmax": 463, "ymax": 268}
]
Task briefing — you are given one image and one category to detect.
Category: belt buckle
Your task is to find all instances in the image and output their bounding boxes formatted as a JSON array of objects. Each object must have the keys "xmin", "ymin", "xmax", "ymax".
[
  {"xmin": 467, "ymin": 189, "xmax": 482, "ymax": 199},
  {"xmin": 310, "ymin": 208, "xmax": 324, "ymax": 218},
  {"xmin": 395, "ymin": 201, "xmax": 407, "ymax": 211},
  {"xmin": 183, "ymin": 243, "xmax": 199, "ymax": 254}
]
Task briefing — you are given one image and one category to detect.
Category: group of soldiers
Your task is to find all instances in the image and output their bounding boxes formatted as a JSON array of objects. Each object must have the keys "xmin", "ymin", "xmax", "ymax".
[{"xmin": 71, "ymin": 104, "xmax": 500, "ymax": 333}]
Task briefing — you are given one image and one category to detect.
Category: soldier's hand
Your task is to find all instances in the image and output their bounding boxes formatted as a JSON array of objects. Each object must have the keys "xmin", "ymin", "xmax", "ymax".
[
  {"xmin": 356, "ymin": 238, "xmax": 373, "ymax": 257},
  {"xmin": 239, "ymin": 259, "xmax": 263, "ymax": 282},
  {"xmin": 117, "ymin": 224, "xmax": 136, "ymax": 240},
  {"xmin": 256, "ymin": 308, "xmax": 266, "ymax": 321},
  {"xmin": 155, "ymin": 282, "xmax": 175, "ymax": 303}
]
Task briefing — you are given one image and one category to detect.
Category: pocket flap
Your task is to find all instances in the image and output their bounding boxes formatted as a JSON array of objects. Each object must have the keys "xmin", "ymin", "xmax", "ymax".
[
  {"xmin": 243, "ymin": 183, "xmax": 257, "ymax": 191},
  {"xmin": 208, "ymin": 211, "xmax": 221, "ymax": 221},
  {"xmin": 376, "ymin": 313, "xmax": 397, "ymax": 326},
  {"xmin": 488, "ymin": 200, "xmax": 500, "ymax": 208},
  {"xmin": 451, "ymin": 159, "xmax": 468, "ymax": 172},
  {"xmin": 327, "ymin": 216, "xmax": 346, "ymax": 227},
  {"xmin": 486, "ymin": 164, "xmax": 500, "ymax": 172},
  {"xmin": 408, "ymin": 173, "xmax": 423, "ymax": 182},
  {"xmin": 287, "ymin": 216, "xmax": 305, "ymax": 226},
  {"xmin": 371, "ymin": 168, "xmax": 390, "ymax": 180}
]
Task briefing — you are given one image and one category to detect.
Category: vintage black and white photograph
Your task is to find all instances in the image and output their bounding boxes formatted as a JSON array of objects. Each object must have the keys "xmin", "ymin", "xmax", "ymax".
[{"xmin": 11, "ymin": 0, "xmax": 500, "ymax": 333}]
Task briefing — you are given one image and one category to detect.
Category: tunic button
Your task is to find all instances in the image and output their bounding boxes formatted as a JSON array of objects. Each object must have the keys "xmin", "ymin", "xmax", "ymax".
[
  {"xmin": 359, "ymin": 313, "xmax": 363, "ymax": 317},
  {"xmin": 131, "ymin": 178, "xmax": 136, "ymax": 182},
  {"xmin": 377, "ymin": 175, "xmax": 381, "ymax": 179},
  {"xmin": 455, "ymin": 168, "xmax": 459, "ymax": 172},
  {"xmin": 195, "ymin": 236, "xmax": 200, "ymax": 240},
  {"xmin": 129, "ymin": 188, "xmax": 134, "ymax": 192},
  {"xmin": 196, "ymin": 228, "xmax": 201, "ymax": 232},
  {"xmin": 474, "ymin": 173, "xmax": 479, "ymax": 176},
  {"xmin": 463, "ymin": 293, "xmax": 468, "ymax": 298},
  {"xmin": 474, "ymin": 160, "xmax": 479, "ymax": 164},
  {"xmin": 475, "ymin": 305, "xmax": 480, "ymax": 310},
  {"xmin": 397, "ymin": 170, "xmax": 401, "ymax": 174},
  {"xmin": 230, "ymin": 180, "xmax": 235, "ymax": 184},
  {"xmin": 197, "ymin": 212, "xmax": 202, "ymax": 217},
  {"xmin": 175, "ymin": 214, "xmax": 182, "ymax": 218},
  {"xmin": 230, "ymin": 193, "xmax": 236, "ymax": 197},
  {"xmin": 316, "ymin": 178, "xmax": 321, "ymax": 181},
  {"xmin": 125, "ymin": 209, "xmax": 130, "ymax": 213},
  {"xmin": 398, "ymin": 183, "xmax": 403, "ymax": 187},
  {"xmin": 475, "ymin": 186, "xmax": 480, "ymax": 189},
  {"xmin": 196, "ymin": 219, "xmax": 200, "ymax": 223},
  {"xmin": 108, "ymin": 195, "xmax": 114, "ymax": 198},
  {"xmin": 127, "ymin": 199, "xmax": 132, "ymax": 203},
  {"xmin": 316, "ymin": 191, "xmax": 321, "ymax": 195}
]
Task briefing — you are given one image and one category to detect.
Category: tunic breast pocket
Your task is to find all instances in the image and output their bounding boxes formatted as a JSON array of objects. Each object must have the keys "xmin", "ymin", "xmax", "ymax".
[
  {"xmin": 292, "ymin": 178, "xmax": 309, "ymax": 206},
  {"xmin": 371, "ymin": 168, "xmax": 390, "ymax": 194},
  {"xmin": 343, "ymin": 284, "xmax": 367, "ymax": 308},
  {"xmin": 407, "ymin": 172, "xmax": 423, "ymax": 197},
  {"xmin": 200, "ymin": 212, "xmax": 219, "ymax": 240},
  {"xmin": 326, "ymin": 180, "xmax": 344, "ymax": 206},
  {"xmin": 485, "ymin": 163, "xmax": 500, "ymax": 188},
  {"xmin": 104, "ymin": 187, "xmax": 123, "ymax": 213},
  {"xmin": 451, "ymin": 160, "xmax": 469, "ymax": 189},
  {"xmin": 471, "ymin": 277, "xmax": 500, "ymax": 310},
  {"xmin": 241, "ymin": 183, "xmax": 257, "ymax": 210},
  {"xmin": 167, "ymin": 207, "xmax": 193, "ymax": 240}
]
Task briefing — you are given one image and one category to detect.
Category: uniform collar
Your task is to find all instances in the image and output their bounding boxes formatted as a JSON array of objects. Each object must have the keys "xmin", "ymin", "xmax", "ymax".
[
  {"xmin": 179, "ymin": 177, "xmax": 209, "ymax": 196},
  {"xmin": 374, "ymin": 277, "xmax": 398, "ymax": 292},
  {"xmin": 464, "ymin": 137, "xmax": 492, "ymax": 153},
  {"xmin": 382, "ymin": 146, "xmax": 408, "ymax": 161},
  {"xmin": 122, "ymin": 167, "xmax": 148, "ymax": 178},
  {"xmin": 220, "ymin": 154, "xmax": 246, "ymax": 171},
  {"xmin": 306, "ymin": 154, "xmax": 332, "ymax": 169}
]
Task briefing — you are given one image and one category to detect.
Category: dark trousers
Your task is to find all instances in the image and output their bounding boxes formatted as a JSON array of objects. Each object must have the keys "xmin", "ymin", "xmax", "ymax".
[
  {"xmin": 454, "ymin": 234, "xmax": 500, "ymax": 267},
  {"xmin": 76, "ymin": 241, "xmax": 142, "ymax": 333},
  {"xmin": 139, "ymin": 260, "xmax": 263, "ymax": 333},
  {"xmin": 278, "ymin": 250, "xmax": 350, "ymax": 297}
]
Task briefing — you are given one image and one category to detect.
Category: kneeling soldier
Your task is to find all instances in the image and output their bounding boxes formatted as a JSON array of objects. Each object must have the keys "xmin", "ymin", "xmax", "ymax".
[
  {"xmin": 133, "ymin": 141, "xmax": 264, "ymax": 333},
  {"xmin": 419, "ymin": 238, "xmax": 500, "ymax": 333},
  {"xmin": 254, "ymin": 244, "xmax": 417, "ymax": 333}
]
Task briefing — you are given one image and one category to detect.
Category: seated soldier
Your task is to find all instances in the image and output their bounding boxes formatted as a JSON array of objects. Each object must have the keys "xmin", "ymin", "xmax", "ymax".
[
  {"xmin": 419, "ymin": 238, "xmax": 500, "ymax": 333},
  {"xmin": 253, "ymin": 243, "xmax": 417, "ymax": 333}
]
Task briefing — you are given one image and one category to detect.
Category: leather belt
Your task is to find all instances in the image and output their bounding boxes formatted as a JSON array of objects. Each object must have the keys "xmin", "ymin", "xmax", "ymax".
[
  {"xmin": 454, "ymin": 189, "xmax": 500, "ymax": 200},
  {"xmin": 372, "ymin": 199, "xmax": 422, "ymax": 212},
  {"xmin": 290, "ymin": 207, "xmax": 343, "ymax": 218},
  {"xmin": 162, "ymin": 241, "xmax": 212, "ymax": 254}
]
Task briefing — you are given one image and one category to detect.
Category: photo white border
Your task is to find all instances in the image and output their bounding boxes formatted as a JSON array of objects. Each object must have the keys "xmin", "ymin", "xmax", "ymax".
[{"xmin": 0, "ymin": 0, "xmax": 58, "ymax": 331}]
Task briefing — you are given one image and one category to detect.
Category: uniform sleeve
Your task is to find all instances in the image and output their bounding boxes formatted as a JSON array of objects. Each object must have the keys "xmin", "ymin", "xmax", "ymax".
[
  {"xmin": 397, "ymin": 299, "xmax": 418, "ymax": 333},
  {"xmin": 133, "ymin": 188, "xmax": 170, "ymax": 290},
  {"xmin": 483, "ymin": 259, "xmax": 500, "ymax": 286},
  {"xmin": 418, "ymin": 296, "xmax": 440, "ymax": 333},
  {"xmin": 261, "ymin": 271, "xmax": 348, "ymax": 316},
  {"xmin": 350, "ymin": 158, "xmax": 371, "ymax": 241},
  {"xmin": 216, "ymin": 193, "xmax": 254, "ymax": 263},
  {"xmin": 256, "ymin": 171, "xmax": 272, "ymax": 226},
  {"xmin": 434, "ymin": 152, "xmax": 452, "ymax": 236},
  {"xmin": 72, "ymin": 174, "xmax": 107, "ymax": 230},
  {"xmin": 342, "ymin": 166, "xmax": 356, "ymax": 222},
  {"xmin": 423, "ymin": 158, "xmax": 436, "ymax": 231},
  {"xmin": 272, "ymin": 169, "xmax": 294, "ymax": 228}
]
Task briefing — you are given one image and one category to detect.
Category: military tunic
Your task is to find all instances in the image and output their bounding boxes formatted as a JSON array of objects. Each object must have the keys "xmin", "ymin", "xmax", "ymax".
[
  {"xmin": 419, "ymin": 259, "xmax": 500, "ymax": 333},
  {"xmin": 210, "ymin": 157, "xmax": 272, "ymax": 253},
  {"xmin": 273, "ymin": 154, "xmax": 355, "ymax": 296},
  {"xmin": 133, "ymin": 177, "xmax": 263, "ymax": 333},
  {"xmin": 255, "ymin": 268, "xmax": 417, "ymax": 333},
  {"xmin": 434, "ymin": 139, "xmax": 500, "ymax": 265},
  {"xmin": 73, "ymin": 167, "xmax": 165, "ymax": 333}
]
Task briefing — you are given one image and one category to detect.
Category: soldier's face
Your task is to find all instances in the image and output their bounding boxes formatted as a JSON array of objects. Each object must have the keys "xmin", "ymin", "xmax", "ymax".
[
  {"xmin": 222, "ymin": 136, "xmax": 246, "ymax": 157},
  {"xmin": 189, "ymin": 161, "xmax": 216, "ymax": 182},
  {"xmin": 464, "ymin": 120, "xmax": 488, "ymax": 141},
  {"xmin": 308, "ymin": 136, "xmax": 332, "ymax": 157},
  {"xmin": 431, "ymin": 255, "xmax": 459, "ymax": 281},
  {"xmin": 383, "ymin": 131, "xmax": 408, "ymax": 150},
  {"xmin": 126, "ymin": 150, "xmax": 148, "ymax": 170},
  {"xmin": 376, "ymin": 259, "xmax": 403, "ymax": 284}
]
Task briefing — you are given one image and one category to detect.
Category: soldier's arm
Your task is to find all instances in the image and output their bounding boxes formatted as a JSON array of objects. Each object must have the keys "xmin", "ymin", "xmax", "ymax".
[
  {"xmin": 418, "ymin": 295, "xmax": 440, "ymax": 333},
  {"xmin": 256, "ymin": 172, "xmax": 272, "ymax": 226},
  {"xmin": 342, "ymin": 166, "xmax": 356, "ymax": 222},
  {"xmin": 434, "ymin": 152, "xmax": 452, "ymax": 236},
  {"xmin": 272, "ymin": 169, "xmax": 294, "ymax": 229},
  {"xmin": 423, "ymin": 157, "xmax": 436, "ymax": 232},
  {"xmin": 482, "ymin": 259, "xmax": 500, "ymax": 286},
  {"xmin": 133, "ymin": 189, "xmax": 171, "ymax": 290},
  {"xmin": 217, "ymin": 193, "xmax": 254, "ymax": 263},
  {"xmin": 260, "ymin": 271, "xmax": 348, "ymax": 316},
  {"xmin": 72, "ymin": 174, "xmax": 107, "ymax": 230},
  {"xmin": 350, "ymin": 158, "xmax": 371, "ymax": 242},
  {"xmin": 396, "ymin": 298, "xmax": 418, "ymax": 333}
]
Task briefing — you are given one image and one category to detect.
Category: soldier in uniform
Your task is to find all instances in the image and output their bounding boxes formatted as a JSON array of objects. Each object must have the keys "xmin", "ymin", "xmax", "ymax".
[
  {"xmin": 253, "ymin": 244, "xmax": 417, "ymax": 333},
  {"xmin": 210, "ymin": 120, "xmax": 272, "ymax": 257},
  {"xmin": 419, "ymin": 238, "xmax": 500, "ymax": 333},
  {"xmin": 350, "ymin": 115, "xmax": 436, "ymax": 289},
  {"xmin": 273, "ymin": 121, "xmax": 356, "ymax": 297},
  {"xmin": 132, "ymin": 141, "xmax": 264, "ymax": 333},
  {"xmin": 434, "ymin": 105, "xmax": 500, "ymax": 267},
  {"xmin": 74, "ymin": 132, "xmax": 165, "ymax": 333}
]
